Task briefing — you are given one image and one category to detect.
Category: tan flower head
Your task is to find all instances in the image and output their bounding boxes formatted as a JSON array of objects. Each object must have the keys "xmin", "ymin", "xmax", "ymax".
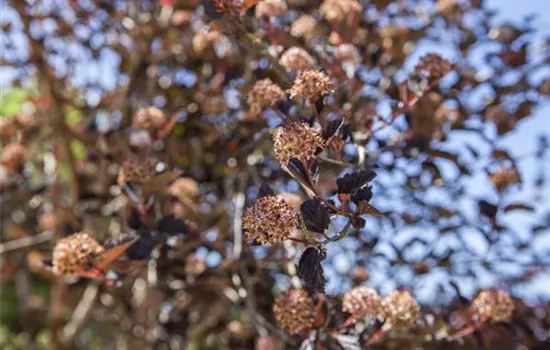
[
  {"xmin": 279, "ymin": 47, "xmax": 315, "ymax": 72},
  {"xmin": 1, "ymin": 143, "xmax": 28, "ymax": 169},
  {"xmin": 290, "ymin": 14, "xmax": 318, "ymax": 40},
  {"xmin": 243, "ymin": 195, "xmax": 297, "ymax": 244},
  {"xmin": 0, "ymin": 118, "xmax": 15, "ymax": 138},
  {"xmin": 52, "ymin": 232, "xmax": 104, "ymax": 276},
  {"xmin": 320, "ymin": 0, "xmax": 362, "ymax": 22},
  {"xmin": 289, "ymin": 69, "xmax": 333, "ymax": 100},
  {"xmin": 118, "ymin": 153, "xmax": 156, "ymax": 185},
  {"xmin": 380, "ymin": 290, "xmax": 420, "ymax": 328},
  {"xmin": 342, "ymin": 286, "xmax": 381, "ymax": 319},
  {"xmin": 273, "ymin": 122, "xmax": 325, "ymax": 165},
  {"xmin": 192, "ymin": 30, "xmax": 227, "ymax": 54},
  {"xmin": 273, "ymin": 289, "xmax": 315, "ymax": 334},
  {"xmin": 255, "ymin": 0, "xmax": 288, "ymax": 18},
  {"xmin": 184, "ymin": 254, "xmax": 206, "ymax": 276},
  {"xmin": 471, "ymin": 289, "xmax": 515, "ymax": 322},
  {"xmin": 247, "ymin": 79, "xmax": 286, "ymax": 115},
  {"xmin": 414, "ymin": 54, "xmax": 453, "ymax": 84},
  {"xmin": 489, "ymin": 166, "xmax": 520, "ymax": 192},
  {"xmin": 168, "ymin": 177, "xmax": 200, "ymax": 201},
  {"xmin": 132, "ymin": 106, "xmax": 166, "ymax": 130}
]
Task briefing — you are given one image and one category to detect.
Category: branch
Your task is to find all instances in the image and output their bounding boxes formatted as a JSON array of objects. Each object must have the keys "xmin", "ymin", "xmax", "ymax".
[{"xmin": 0, "ymin": 230, "xmax": 54, "ymax": 255}]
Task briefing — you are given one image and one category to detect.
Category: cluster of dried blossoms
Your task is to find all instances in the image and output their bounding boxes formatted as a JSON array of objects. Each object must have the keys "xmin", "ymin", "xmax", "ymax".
[{"xmin": 2, "ymin": 0, "xmax": 549, "ymax": 348}]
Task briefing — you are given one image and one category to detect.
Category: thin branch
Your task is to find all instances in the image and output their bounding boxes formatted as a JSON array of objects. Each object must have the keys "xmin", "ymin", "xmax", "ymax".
[{"xmin": 0, "ymin": 230, "xmax": 54, "ymax": 255}]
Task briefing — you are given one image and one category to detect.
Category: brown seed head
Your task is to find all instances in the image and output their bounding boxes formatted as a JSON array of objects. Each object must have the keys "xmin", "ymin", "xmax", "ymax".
[
  {"xmin": 52, "ymin": 232, "xmax": 104, "ymax": 276},
  {"xmin": 273, "ymin": 122, "xmax": 325, "ymax": 165},
  {"xmin": 255, "ymin": 0, "xmax": 288, "ymax": 18},
  {"xmin": 168, "ymin": 177, "xmax": 200, "ymax": 201},
  {"xmin": 489, "ymin": 166, "xmax": 520, "ymax": 192},
  {"xmin": 212, "ymin": 0, "xmax": 245, "ymax": 18},
  {"xmin": 243, "ymin": 195, "xmax": 297, "ymax": 244},
  {"xmin": 273, "ymin": 289, "xmax": 315, "ymax": 334},
  {"xmin": 0, "ymin": 118, "xmax": 15, "ymax": 138},
  {"xmin": 320, "ymin": 0, "xmax": 362, "ymax": 22},
  {"xmin": 471, "ymin": 289, "xmax": 515, "ymax": 322},
  {"xmin": 184, "ymin": 254, "xmax": 206, "ymax": 276},
  {"xmin": 247, "ymin": 79, "xmax": 286, "ymax": 115},
  {"xmin": 380, "ymin": 290, "xmax": 420, "ymax": 328},
  {"xmin": 414, "ymin": 54, "xmax": 453, "ymax": 84},
  {"xmin": 289, "ymin": 69, "xmax": 334, "ymax": 100},
  {"xmin": 279, "ymin": 47, "xmax": 316, "ymax": 72},
  {"xmin": 118, "ymin": 153, "xmax": 156, "ymax": 185},
  {"xmin": 1, "ymin": 143, "xmax": 28, "ymax": 169},
  {"xmin": 132, "ymin": 106, "xmax": 167, "ymax": 131},
  {"xmin": 342, "ymin": 286, "xmax": 381, "ymax": 319},
  {"xmin": 290, "ymin": 14, "xmax": 318, "ymax": 40}
]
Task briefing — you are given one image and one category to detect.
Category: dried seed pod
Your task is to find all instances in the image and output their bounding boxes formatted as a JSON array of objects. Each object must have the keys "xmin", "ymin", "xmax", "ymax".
[
  {"xmin": 342, "ymin": 286, "xmax": 381, "ymax": 319},
  {"xmin": 272, "ymin": 122, "xmax": 325, "ymax": 165},
  {"xmin": 380, "ymin": 290, "xmax": 420, "ymax": 328},
  {"xmin": 242, "ymin": 195, "xmax": 297, "ymax": 244},
  {"xmin": 279, "ymin": 47, "xmax": 316, "ymax": 72},
  {"xmin": 471, "ymin": 289, "xmax": 515, "ymax": 322},
  {"xmin": 273, "ymin": 289, "xmax": 315, "ymax": 334},
  {"xmin": 52, "ymin": 232, "xmax": 104, "ymax": 276},
  {"xmin": 289, "ymin": 69, "xmax": 333, "ymax": 100}
]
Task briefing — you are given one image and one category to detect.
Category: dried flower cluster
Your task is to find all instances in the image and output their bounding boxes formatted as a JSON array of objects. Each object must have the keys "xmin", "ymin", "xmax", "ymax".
[
  {"xmin": 342, "ymin": 286, "xmax": 381, "ymax": 319},
  {"xmin": 279, "ymin": 47, "xmax": 316, "ymax": 72},
  {"xmin": 414, "ymin": 54, "xmax": 453, "ymax": 84},
  {"xmin": 255, "ymin": 0, "xmax": 288, "ymax": 18},
  {"xmin": 132, "ymin": 106, "xmax": 167, "ymax": 131},
  {"xmin": 273, "ymin": 289, "xmax": 315, "ymax": 334},
  {"xmin": 247, "ymin": 79, "xmax": 286, "ymax": 115},
  {"xmin": 319, "ymin": 0, "xmax": 362, "ymax": 22},
  {"xmin": 272, "ymin": 122, "xmax": 325, "ymax": 165},
  {"xmin": 380, "ymin": 290, "xmax": 420, "ymax": 328},
  {"xmin": 242, "ymin": 195, "xmax": 297, "ymax": 244},
  {"xmin": 288, "ymin": 69, "xmax": 334, "ymax": 100},
  {"xmin": 489, "ymin": 166, "xmax": 521, "ymax": 192},
  {"xmin": 118, "ymin": 153, "xmax": 156, "ymax": 185},
  {"xmin": 52, "ymin": 233, "xmax": 104, "ymax": 275},
  {"xmin": 290, "ymin": 14, "xmax": 318, "ymax": 39},
  {"xmin": 471, "ymin": 289, "xmax": 515, "ymax": 322}
]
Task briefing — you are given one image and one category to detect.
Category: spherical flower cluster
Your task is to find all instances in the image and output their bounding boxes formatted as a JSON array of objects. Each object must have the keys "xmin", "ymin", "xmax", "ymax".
[
  {"xmin": 242, "ymin": 195, "xmax": 297, "ymax": 244},
  {"xmin": 414, "ymin": 54, "xmax": 453, "ymax": 84},
  {"xmin": 279, "ymin": 47, "xmax": 315, "ymax": 72},
  {"xmin": 118, "ymin": 153, "xmax": 156, "ymax": 185},
  {"xmin": 342, "ymin": 286, "xmax": 381, "ymax": 319},
  {"xmin": 489, "ymin": 166, "xmax": 520, "ymax": 192},
  {"xmin": 289, "ymin": 69, "xmax": 334, "ymax": 100},
  {"xmin": 132, "ymin": 106, "xmax": 166, "ymax": 131},
  {"xmin": 272, "ymin": 122, "xmax": 325, "ymax": 165},
  {"xmin": 320, "ymin": 0, "xmax": 362, "ymax": 22},
  {"xmin": 290, "ymin": 14, "xmax": 318, "ymax": 40},
  {"xmin": 184, "ymin": 254, "xmax": 206, "ymax": 276},
  {"xmin": 471, "ymin": 289, "xmax": 515, "ymax": 322},
  {"xmin": 273, "ymin": 289, "xmax": 315, "ymax": 334},
  {"xmin": 1, "ymin": 143, "xmax": 28, "ymax": 169},
  {"xmin": 380, "ymin": 290, "xmax": 420, "ymax": 328},
  {"xmin": 192, "ymin": 30, "xmax": 227, "ymax": 54},
  {"xmin": 52, "ymin": 232, "xmax": 104, "ymax": 275},
  {"xmin": 255, "ymin": 0, "xmax": 288, "ymax": 18},
  {"xmin": 247, "ymin": 79, "xmax": 286, "ymax": 115},
  {"xmin": 167, "ymin": 177, "xmax": 200, "ymax": 202}
]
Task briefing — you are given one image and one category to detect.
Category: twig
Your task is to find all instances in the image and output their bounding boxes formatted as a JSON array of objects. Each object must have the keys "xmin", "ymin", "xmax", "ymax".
[
  {"xmin": 61, "ymin": 283, "xmax": 100, "ymax": 345},
  {"xmin": 0, "ymin": 230, "xmax": 54, "ymax": 255}
]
